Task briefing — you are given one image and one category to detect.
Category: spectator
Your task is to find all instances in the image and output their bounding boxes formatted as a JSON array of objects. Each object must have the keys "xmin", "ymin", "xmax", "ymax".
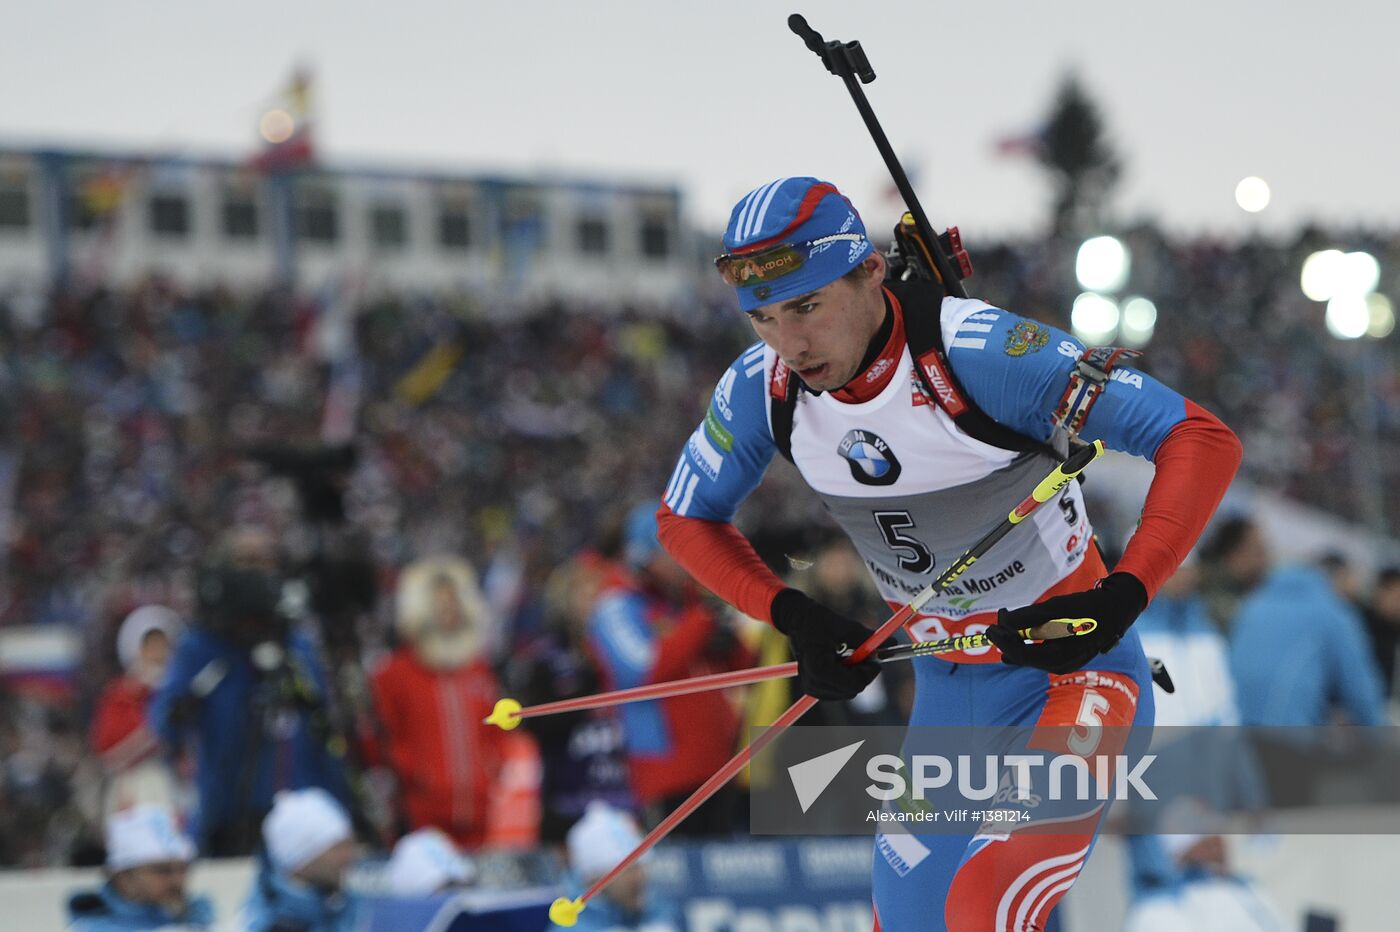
[
  {"xmin": 1134, "ymin": 557, "xmax": 1240, "ymax": 728},
  {"xmin": 384, "ymin": 827, "xmax": 476, "ymax": 897},
  {"xmin": 1230, "ymin": 562, "xmax": 1386, "ymax": 726},
  {"xmin": 1363, "ymin": 567, "xmax": 1400, "ymax": 699},
  {"xmin": 147, "ymin": 527, "xmax": 354, "ymax": 855},
  {"xmin": 66, "ymin": 804, "xmax": 214, "ymax": 931},
  {"xmin": 89, "ymin": 606, "xmax": 183, "ymax": 817},
  {"xmin": 509, "ymin": 551, "xmax": 634, "ymax": 844},
  {"xmin": 370, "ymin": 555, "xmax": 537, "ymax": 849},
  {"xmin": 1125, "ymin": 559, "xmax": 1270, "ymax": 921},
  {"xmin": 587, "ymin": 505, "xmax": 753, "ymax": 835},
  {"xmin": 1197, "ymin": 516, "xmax": 1271, "ymax": 634},
  {"xmin": 1124, "ymin": 834, "xmax": 1283, "ymax": 932},
  {"xmin": 1316, "ymin": 550, "xmax": 1362, "ymax": 605},
  {"xmin": 235, "ymin": 788, "xmax": 362, "ymax": 932},
  {"xmin": 564, "ymin": 802, "xmax": 680, "ymax": 932}
]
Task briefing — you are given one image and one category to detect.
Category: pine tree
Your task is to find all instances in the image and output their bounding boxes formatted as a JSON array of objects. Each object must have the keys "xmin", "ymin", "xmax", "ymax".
[{"xmin": 1037, "ymin": 75, "xmax": 1121, "ymax": 236}]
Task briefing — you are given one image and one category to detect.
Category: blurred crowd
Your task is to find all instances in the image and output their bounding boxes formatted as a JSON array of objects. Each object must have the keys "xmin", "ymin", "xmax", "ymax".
[
  {"xmin": 0, "ymin": 223, "xmax": 1398, "ymax": 927},
  {"xmin": 969, "ymin": 225, "xmax": 1400, "ymax": 527}
]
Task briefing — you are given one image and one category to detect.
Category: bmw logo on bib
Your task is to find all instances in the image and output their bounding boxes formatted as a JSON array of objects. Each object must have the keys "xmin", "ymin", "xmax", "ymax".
[{"xmin": 838, "ymin": 429, "xmax": 902, "ymax": 486}]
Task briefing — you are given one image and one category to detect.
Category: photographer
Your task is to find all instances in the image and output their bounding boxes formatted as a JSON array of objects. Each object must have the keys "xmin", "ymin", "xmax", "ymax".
[{"xmin": 148, "ymin": 526, "xmax": 354, "ymax": 856}]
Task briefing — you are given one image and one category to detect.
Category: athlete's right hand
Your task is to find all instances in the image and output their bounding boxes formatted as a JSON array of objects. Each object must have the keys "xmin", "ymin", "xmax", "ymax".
[{"xmin": 770, "ymin": 589, "xmax": 883, "ymax": 700}]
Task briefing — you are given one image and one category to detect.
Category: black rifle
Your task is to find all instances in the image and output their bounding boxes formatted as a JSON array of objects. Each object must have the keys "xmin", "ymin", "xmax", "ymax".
[{"xmin": 788, "ymin": 14, "xmax": 974, "ymax": 294}]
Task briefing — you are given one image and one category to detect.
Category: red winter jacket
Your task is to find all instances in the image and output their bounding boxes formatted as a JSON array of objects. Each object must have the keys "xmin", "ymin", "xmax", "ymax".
[
  {"xmin": 370, "ymin": 651, "xmax": 507, "ymax": 849},
  {"xmin": 90, "ymin": 675, "xmax": 160, "ymax": 773}
]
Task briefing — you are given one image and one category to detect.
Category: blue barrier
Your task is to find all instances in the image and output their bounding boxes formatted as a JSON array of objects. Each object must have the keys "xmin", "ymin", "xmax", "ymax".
[{"xmin": 364, "ymin": 838, "xmax": 874, "ymax": 931}]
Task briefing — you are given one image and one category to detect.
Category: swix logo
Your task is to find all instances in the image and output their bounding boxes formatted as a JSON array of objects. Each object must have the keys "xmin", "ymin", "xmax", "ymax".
[
  {"xmin": 771, "ymin": 360, "xmax": 791, "ymax": 400},
  {"xmin": 864, "ymin": 355, "xmax": 895, "ymax": 384},
  {"xmin": 917, "ymin": 352, "xmax": 967, "ymax": 416}
]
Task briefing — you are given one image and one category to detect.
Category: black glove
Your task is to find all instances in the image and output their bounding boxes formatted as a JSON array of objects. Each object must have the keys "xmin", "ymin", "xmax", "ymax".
[
  {"xmin": 770, "ymin": 588, "xmax": 883, "ymax": 700},
  {"xmin": 985, "ymin": 573, "xmax": 1148, "ymax": 675}
]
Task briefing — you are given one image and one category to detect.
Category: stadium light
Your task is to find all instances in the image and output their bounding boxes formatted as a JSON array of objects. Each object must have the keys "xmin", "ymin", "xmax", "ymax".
[
  {"xmin": 259, "ymin": 109, "xmax": 296, "ymax": 144},
  {"xmin": 1301, "ymin": 250, "xmax": 1346, "ymax": 302},
  {"xmin": 1075, "ymin": 236, "xmax": 1130, "ymax": 292},
  {"xmin": 1119, "ymin": 296, "xmax": 1158, "ymax": 348},
  {"xmin": 1071, "ymin": 292, "xmax": 1120, "ymax": 343},
  {"xmin": 1367, "ymin": 293, "xmax": 1395, "ymax": 339},
  {"xmin": 1301, "ymin": 249, "xmax": 1381, "ymax": 302},
  {"xmin": 1342, "ymin": 251, "xmax": 1381, "ymax": 296},
  {"xmin": 1234, "ymin": 176, "xmax": 1271, "ymax": 213},
  {"xmin": 1325, "ymin": 294, "xmax": 1370, "ymax": 340}
]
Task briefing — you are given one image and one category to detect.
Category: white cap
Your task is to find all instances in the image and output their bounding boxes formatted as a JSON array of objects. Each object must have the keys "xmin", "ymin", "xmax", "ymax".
[
  {"xmin": 385, "ymin": 828, "xmax": 475, "ymax": 896},
  {"xmin": 261, "ymin": 788, "xmax": 353, "ymax": 874},
  {"xmin": 566, "ymin": 802, "xmax": 643, "ymax": 882},
  {"xmin": 106, "ymin": 805, "xmax": 195, "ymax": 871},
  {"xmin": 116, "ymin": 605, "xmax": 182, "ymax": 673}
]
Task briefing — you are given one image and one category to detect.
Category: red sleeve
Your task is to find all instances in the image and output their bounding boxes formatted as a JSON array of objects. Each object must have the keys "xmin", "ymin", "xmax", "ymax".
[
  {"xmin": 1114, "ymin": 399, "xmax": 1243, "ymax": 599},
  {"xmin": 656, "ymin": 502, "xmax": 787, "ymax": 624}
]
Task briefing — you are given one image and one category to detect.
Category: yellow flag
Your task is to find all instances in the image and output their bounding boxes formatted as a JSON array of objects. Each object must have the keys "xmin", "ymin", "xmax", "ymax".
[{"xmin": 394, "ymin": 340, "xmax": 464, "ymax": 405}]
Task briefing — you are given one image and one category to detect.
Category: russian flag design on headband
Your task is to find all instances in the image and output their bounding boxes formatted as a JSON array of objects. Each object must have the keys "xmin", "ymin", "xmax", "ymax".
[{"xmin": 722, "ymin": 177, "xmax": 873, "ymax": 312}]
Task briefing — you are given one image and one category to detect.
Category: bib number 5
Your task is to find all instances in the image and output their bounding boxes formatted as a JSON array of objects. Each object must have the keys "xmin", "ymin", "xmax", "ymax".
[{"xmin": 873, "ymin": 510, "xmax": 934, "ymax": 575}]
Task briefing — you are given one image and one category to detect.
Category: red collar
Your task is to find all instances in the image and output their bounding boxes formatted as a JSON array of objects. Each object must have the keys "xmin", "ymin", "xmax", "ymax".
[{"xmin": 830, "ymin": 288, "xmax": 905, "ymax": 404}]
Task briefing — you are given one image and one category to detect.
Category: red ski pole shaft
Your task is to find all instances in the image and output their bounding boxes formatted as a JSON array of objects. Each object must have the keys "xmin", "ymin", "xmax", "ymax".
[
  {"xmin": 483, "ymin": 663, "xmax": 799, "ymax": 730},
  {"xmin": 487, "ymin": 622, "xmax": 1102, "ymax": 730}
]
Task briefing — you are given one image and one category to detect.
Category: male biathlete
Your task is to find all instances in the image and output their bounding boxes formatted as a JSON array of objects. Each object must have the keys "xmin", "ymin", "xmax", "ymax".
[{"xmin": 655, "ymin": 177, "xmax": 1242, "ymax": 930}]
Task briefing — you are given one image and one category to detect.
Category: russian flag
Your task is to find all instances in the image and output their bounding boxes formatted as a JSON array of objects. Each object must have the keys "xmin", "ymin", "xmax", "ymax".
[{"xmin": 0, "ymin": 625, "xmax": 82, "ymax": 702}]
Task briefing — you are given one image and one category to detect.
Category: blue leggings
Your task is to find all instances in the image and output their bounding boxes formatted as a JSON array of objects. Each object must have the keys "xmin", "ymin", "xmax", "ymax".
[{"xmin": 871, "ymin": 633, "xmax": 1155, "ymax": 932}]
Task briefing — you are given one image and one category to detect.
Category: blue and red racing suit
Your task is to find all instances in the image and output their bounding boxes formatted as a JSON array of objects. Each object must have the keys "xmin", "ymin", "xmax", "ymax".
[{"xmin": 655, "ymin": 287, "xmax": 1241, "ymax": 931}]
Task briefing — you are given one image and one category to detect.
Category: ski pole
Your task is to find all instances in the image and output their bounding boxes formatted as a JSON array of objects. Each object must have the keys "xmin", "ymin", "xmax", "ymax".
[
  {"xmin": 546, "ymin": 440, "xmax": 1104, "ymax": 926},
  {"xmin": 484, "ymin": 621, "xmax": 1097, "ymax": 731}
]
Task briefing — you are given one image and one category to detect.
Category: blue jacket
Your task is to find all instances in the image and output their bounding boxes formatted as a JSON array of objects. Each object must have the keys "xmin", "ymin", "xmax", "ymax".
[
  {"xmin": 1229, "ymin": 566, "xmax": 1386, "ymax": 726},
  {"xmin": 66, "ymin": 881, "xmax": 215, "ymax": 930},
  {"xmin": 148, "ymin": 626, "xmax": 352, "ymax": 846},
  {"xmin": 234, "ymin": 860, "xmax": 363, "ymax": 932},
  {"xmin": 1135, "ymin": 593, "xmax": 1241, "ymax": 727}
]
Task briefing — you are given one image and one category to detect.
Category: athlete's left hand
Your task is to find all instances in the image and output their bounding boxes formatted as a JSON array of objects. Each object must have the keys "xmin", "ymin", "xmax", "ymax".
[{"xmin": 985, "ymin": 573, "xmax": 1148, "ymax": 674}]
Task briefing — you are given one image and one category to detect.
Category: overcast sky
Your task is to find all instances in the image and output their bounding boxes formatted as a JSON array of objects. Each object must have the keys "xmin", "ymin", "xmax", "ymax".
[{"xmin": 3, "ymin": 1, "xmax": 1395, "ymax": 243}]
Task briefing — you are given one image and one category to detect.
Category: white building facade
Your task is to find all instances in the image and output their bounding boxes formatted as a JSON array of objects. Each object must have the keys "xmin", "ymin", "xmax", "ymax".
[{"xmin": 0, "ymin": 146, "xmax": 694, "ymax": 309}]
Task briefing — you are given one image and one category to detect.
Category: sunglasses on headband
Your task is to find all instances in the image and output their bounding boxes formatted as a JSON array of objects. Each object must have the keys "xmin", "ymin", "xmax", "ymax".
[{"xmin": 713, "ymin": 233, "xmax": 866, "ymax": 287}]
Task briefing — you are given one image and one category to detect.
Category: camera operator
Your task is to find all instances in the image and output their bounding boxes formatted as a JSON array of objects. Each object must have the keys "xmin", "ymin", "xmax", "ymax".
[{"xmin": 148, "ymin": 526, "xmax": 355, "ymax": 856}]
